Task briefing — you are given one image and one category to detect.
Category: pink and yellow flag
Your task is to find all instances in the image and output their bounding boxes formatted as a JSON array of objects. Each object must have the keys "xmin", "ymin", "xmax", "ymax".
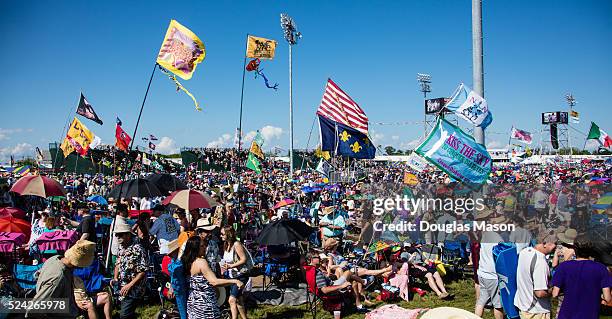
[{"xmin": 157, "ymin": 20, "xmax": 206, "ymax": 80}]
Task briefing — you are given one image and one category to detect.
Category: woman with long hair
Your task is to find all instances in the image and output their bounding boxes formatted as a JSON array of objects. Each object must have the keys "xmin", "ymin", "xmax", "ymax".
[
  {"xmin": 220, "ymin": 226, "xmax": 251, "ymax": 319},
  {"xmin": 181, "ymin": 236, "xmax": 243, "ymax": 319}
]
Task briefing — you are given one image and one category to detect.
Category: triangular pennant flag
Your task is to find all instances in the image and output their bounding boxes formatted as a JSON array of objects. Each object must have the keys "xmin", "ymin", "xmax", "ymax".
[{"xmin": 76, "ymin": 93, "xmax": 103, "ymax": 125}]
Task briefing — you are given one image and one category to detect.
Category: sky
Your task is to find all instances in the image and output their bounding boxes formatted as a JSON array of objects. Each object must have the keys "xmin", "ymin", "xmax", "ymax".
[{"xmin": 0, "ymin": 0, "xmax": 611, "ymax": 161}]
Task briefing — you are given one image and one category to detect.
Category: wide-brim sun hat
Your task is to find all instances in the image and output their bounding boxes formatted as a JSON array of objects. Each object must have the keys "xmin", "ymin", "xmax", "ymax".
[
  {"xmin": 196, "ymin": 217, "xmax": 216, "ymax": 231},
  {"xmin": 557, "ymin": 228, "xmax": 578, "ymax": 246},
  {"xmin": 64, "ymin": 240, "xmax": 96, "ymax": 268},
  {"xmin": 113, "ymin": 222, "xmax": 132, "ymax": 234}
]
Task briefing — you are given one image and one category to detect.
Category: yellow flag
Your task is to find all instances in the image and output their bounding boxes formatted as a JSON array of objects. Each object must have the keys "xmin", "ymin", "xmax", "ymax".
[
  {"xmin": 61, "ymin": 117, "xmax": 94, "ymax": 157},
  {"xmin": 250, "ymin": 141, "xmax": 264, "ymax": 159},
  {"xmin": 157, "ymin": 20, "xmax": 206, "ymax": 80},
  {"xmin": 246, "ymin": 35, "xmax": 276, "ymax": 59}
]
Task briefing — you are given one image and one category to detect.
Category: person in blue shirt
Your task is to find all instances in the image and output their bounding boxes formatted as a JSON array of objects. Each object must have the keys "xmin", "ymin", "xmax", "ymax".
[
  {"xmin": 150, "ymin": 204, "xmax": 180, "ymax": 248},
  {"xmin": 164, "ymin": 239, "xmax": 187, "ymax": 319}
]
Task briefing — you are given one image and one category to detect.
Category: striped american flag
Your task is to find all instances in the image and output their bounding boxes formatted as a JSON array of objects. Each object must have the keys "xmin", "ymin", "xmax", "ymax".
[{"xmin": 316, "ymin": 78, "xmax": 369, "ymax": 134}]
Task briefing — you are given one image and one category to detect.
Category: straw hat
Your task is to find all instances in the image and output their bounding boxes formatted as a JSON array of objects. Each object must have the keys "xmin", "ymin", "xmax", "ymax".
[
  {"xmin": 321, "ymin": 206, "xmax": 335, "ymax": 216},
  {"xmin": 160, "ymin": 239, "xmax": 180, "ymax": 255},
  {"xmin": 557, "ymin": 228, "xmax": 578, "ymax": 245},
  {"xmin": 64, "ymin": 240, "xmax": 96, "ymax": 268},
  {"xmin": 113, "ymin": 222, "xmax": 132, "ymax": 234},
  {"xmin": 196, "ymin": 218, "xmax": 216, "ymax": 231},
  {"xmin": 420, "ymin": 307, "xmax": 482, "ymax": 319}
]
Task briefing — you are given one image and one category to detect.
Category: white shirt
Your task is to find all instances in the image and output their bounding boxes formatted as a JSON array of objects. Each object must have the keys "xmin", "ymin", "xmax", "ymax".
[
  {"xmin": 477, "ymin": 231, "xmax": 503, "ymax": 280},
  {"xmin": 533, "ymin": 190, "xmax": 548, "ymax": 209},
  {"xmin": 509, "ymin": 226, "xmax": 532, "ymax": 253},
  {"xmin": 514, "ymin": 247, "xmax": 551, "ymax": 313}
]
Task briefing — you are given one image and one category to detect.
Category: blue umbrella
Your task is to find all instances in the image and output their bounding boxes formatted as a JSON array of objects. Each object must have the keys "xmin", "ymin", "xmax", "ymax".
[{"xmin": 87, "ymin": 195, "xmax": 108, "ymax": 206}]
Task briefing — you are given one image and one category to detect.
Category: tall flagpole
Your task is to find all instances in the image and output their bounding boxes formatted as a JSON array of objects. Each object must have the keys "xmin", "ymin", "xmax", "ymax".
[
  {"xmin": 472, "ymin": 0, "xmax": 485, "ymax": 145},
  {"xmin": 236, "ymin": 34, "xmax": 249, "ymax": 209},
  {"xmin": 130, "ymin": 63, "xmax": 158, "ymax": 151},
  {"xmin": 281, "ymin": 13, "xmax": 301, "ymax": 177}
]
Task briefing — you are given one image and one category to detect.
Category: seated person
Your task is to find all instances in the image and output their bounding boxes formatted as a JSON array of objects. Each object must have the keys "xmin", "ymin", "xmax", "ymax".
[
  {"xmin": 324, "ymin": 238, "xmax": 392, "ymax": 281},
  {"xmin": 406, "ymin": 244, "xmax": 453, "ymax": 300},
  {"xmin": 308, "ymin": 252, "xmax": 369, "ymax": 313},
  {"xmin": 73, "ymin": 276, "xmax": 112, "ymax": 319}
]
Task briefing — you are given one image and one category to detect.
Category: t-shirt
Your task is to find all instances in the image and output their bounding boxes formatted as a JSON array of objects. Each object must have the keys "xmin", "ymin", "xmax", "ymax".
[
  {"xmin": 533, "ymin": 190, "xmax": 548, "ymax": 209},
  {"xmin": 477, "ymin": 231, "xmax": 503, "ymax": 280},
  {"xmin": 77, "ymin": 215, "xmax": 96, "ymax": 241},
  {"xmin": 320, "ymin": 212, "xmax": 346, "ymax": 238},
  {"xmin": 514, "ymin": 247, "xmax": 551, "ymax": 314},
  {"xmin": 551, "ymin": 260, "xmax": 612, "ymax": 319},
  {"xmin": 150, "ymin": 213, "xmax": 180, "ymax": 241},
  {"xmin": 27, "ymin": 255, "xmax": 78, "ymax": 317}
]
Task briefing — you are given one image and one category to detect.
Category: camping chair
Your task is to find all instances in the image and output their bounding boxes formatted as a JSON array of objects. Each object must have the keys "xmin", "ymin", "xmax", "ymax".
[
  {"xmin": 13, "ymin": 263, "xmax": 43, "ymax": 298},
  {"xmin": 73, "ymin": 258, "xmax": 106, "ymax": 295},
  {"xmin": 303, "ymin": 265, "xmax": 351, "ymax": 319},
  {"xmin": 442, "ymin": 240, "xmax": 469, "ymax": 278},
  {"xmin": 590, "ymin": 214, "xmax": 610, "ymax": 241}
]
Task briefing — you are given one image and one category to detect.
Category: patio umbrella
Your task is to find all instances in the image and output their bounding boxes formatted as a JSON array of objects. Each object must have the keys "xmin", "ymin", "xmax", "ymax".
[
  {"xmin": 107, "ymin": 179, "xmax": 163, "ymax": 199},
  {"xmin": 87, "ymin": 195, "xmax": 108, "ymax": 206},
  {"xmin": 273, "ymin": 198, "xmax": 296, "ymax": 210},
  {"xmin": 593, "ymin": 192, "xmax": 612, "ymax": 211},
  {"xmin": 145, "ymin": 173, "xmax": 188, "ymax": 194},
  {"xmin": 162, "ymin": 189, "xmax": 218, "ymax": 210},
  {"xmin": 10, "ymin": 175, "xmax": 66, "ymax": 198},
  {"xmin": 0, "ymin": 207, "xmax": 26, "ymax": 219},
  {"xmin": 255, "ymin": 219, "xmax": 314, "ymax": 245},
  {"xmin": 0, "ymin": 217, "xmax": 31, "ymax": 240}
]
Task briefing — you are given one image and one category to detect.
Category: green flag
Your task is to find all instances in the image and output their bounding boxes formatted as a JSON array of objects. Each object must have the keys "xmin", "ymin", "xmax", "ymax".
[{"xmin": 246, "ymin": 153, "xmax": 262, "ymax": 174}]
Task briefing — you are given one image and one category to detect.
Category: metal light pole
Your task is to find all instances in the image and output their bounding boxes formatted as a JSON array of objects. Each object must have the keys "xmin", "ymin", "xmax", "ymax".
[
  {"xmin": 565, "ymin": 93, "xmax": 576, "ymax": 156},
  {"xmin": 472, "ymin": 0, "xmax": 485, "ymax": 145},
  {"xmin": 281, "ymin": 13, "xmax": 302, "ymax": 176},
  {"xmin": 417, "ymin": 73, "xmax": 432, "ymax": 139}
]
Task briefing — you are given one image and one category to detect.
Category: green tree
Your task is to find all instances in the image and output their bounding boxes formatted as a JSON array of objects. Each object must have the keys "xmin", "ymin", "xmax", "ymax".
[{"xmin": 384, "ymin": 146, "xmax": 397, "ymax": 155}]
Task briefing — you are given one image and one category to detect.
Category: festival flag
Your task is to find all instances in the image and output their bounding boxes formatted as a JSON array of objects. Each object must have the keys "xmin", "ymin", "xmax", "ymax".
[
  {"xmin": 415, "ymin": 118, "xmax": 492, "ymax": 189},
  {"xmin": 316, "ymin": 159, "xmax": 331, "ymax": 177},
  {"xmin": 314, "ymin": 146, "xmax": 331, "ymax": 161},
  {"xmin": 149, "ymin": 134, "xmax": 158, "ymax": 141},
  {"xmin": 249, "ymin": 142, "xmax": 264, "ymax": 159},
  {"xmin": 14, "ymin": 165, "xmax": 31, "ymax": 177},
  {"xmin": 246, "ymin": 35, "xmax": 277, "ymax": 59},
  {"xmin": 316, "ymin": 79, "xmax": 369, "ymax": 134},
  {"xmin": 245, "ymin": 153, "xmax": 261, "ymax": 174},
  {"xmin": 444, "ymin": 83, "xmax": 493, "ymax": 129},
  {"xmin": 511, "ymin": 127, "xmax": 533, "ymax": 144},
  {"xmin": 406, "ymin": 152, "xmax": 428, "ymax": 172},
  {"xmin": 10, "ymin": 155, "xmax": 14, "ymax": 167},
  {"xmin": 60, "ymin": 117, "xmax": 95, "ymax": 157},
  {"xmin": 76, "ymin": 93, "xmax": 103, "ymax": 125},
  {"xmin": 587, "ymin": 122, "xmax": 612, "ymax": 148},
  {"xmin": 142, "ymin": 153, "xmax": 152, "ymax": 166},
  {"xmin": 116, "ymin": 117, "xmax": 122, "ymax": 126},
  {"xmin": 148, "ymin": 142, "xmax": 156, "ymax": 150},
  {"xmin": 115, "ymin": 124, "xmax": 132, "ymax": 152},
  {"xmin": 319, "ymin": 115, "xmax": 375, "ymax": 159},
  {"xmin": 569, "ymin": 110, "xmax": 580, "ymax": 124},
  {"xmin": 157, "ymin": 20, "xmax": 206, "ymax": 80},
  {"xmin": 35, "ymin": 147, "xmax": 44, "ymax": 163}
]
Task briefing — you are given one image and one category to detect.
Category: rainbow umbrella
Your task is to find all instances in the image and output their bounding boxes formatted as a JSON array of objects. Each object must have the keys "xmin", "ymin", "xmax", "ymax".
[{"xmin": 593, "ymin": 192, "xmax": 612, "ymax": 211}]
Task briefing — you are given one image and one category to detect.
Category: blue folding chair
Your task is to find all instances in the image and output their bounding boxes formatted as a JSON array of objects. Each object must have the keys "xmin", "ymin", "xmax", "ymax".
[{"xmin": 13, "ymin": 263, "xmax": 43, "ymax": 297}]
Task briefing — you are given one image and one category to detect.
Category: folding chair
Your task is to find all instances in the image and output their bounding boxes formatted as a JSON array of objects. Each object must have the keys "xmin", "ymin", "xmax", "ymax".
[
  {"xmin": 303, "ymin": 265, "xmax": 350, "ymax": 319},
  {"xmin": 13, "ymin": 263, "xmax": 43, "ymax": 298}
]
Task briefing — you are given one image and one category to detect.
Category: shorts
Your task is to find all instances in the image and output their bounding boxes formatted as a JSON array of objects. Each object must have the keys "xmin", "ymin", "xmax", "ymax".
[
  {"xmin": 411, "ymin": 266, "xmax": 436, "ymax": 278},
  {"xmin": 229, "ymin": 275, "xmax": 249, "ymax": 298},
  {"xmin": 519, "ymin": 311, "xmax": 551, "ymax": 319},
  {"xmin": 477, "ymin": 276, "xmax": 501, "ymax": 309},
  {"xmin": 332, "ymin": 276, "xmax": 347, "ymax": 286}
]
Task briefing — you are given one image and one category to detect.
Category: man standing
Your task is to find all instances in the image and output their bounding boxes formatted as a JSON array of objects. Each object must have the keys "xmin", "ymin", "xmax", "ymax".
[
  {"xmin": 112, "ymin": 222, "xmax": 148, "ymax": 319},
  {"xmin": 149, "ymin": 204, "xmax": 180, "ymax": 248},
  {"xmin": 27, "ymin": 240, "xmax": 96, "ymax": 318},
  {"xmin": 514, "ymin": 233, "xmax": 557, "ymax": 319},
  {"xmin": 475, "ymin": 230, "xmax": 504, "ymax": 319},
  {"xmin": 63, "ymin": 204, "xmax": 96, "ymax": 241}
]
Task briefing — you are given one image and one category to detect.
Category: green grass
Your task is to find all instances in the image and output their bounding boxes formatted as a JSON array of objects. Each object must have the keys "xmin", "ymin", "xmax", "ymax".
[{"xmin": 135, "ymin": 279, "xmax": 612, "ymax": 319}]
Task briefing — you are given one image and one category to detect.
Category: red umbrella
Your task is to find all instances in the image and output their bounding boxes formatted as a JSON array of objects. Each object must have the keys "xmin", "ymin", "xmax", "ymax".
[
  {"xmin": 273, "ymin": 198, "xmax": 296, "ymax": 210},
  {"xmin": 0, "ymin": 207, "xmax": 26, "ymax": 219},
  {"xmin": 10, "ymin": 175, "xmax": 66, "ymax": 198},
  {"xmin": 0, "ymin": 217, "xmax": 31, "ymax": 241},
  {"xmin": 162, "ymin": 189, "xmax": 219, "ymax": 211}
]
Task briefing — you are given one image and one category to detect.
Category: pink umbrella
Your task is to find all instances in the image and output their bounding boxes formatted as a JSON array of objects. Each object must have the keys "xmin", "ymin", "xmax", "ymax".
[
  {"xmin": 162, "ymin": 189, "xmax": 219, "ymax": 211},
  {"xmin": 10, "ymin": 175, "xmax": 66, "ymax": 198},
  {"xmin": 273, "ymin": 198, "xmax": 296, "ymax": 210},
  {"xmin": 0, "ymin": 207, "xmax": 26, "ymax": 219}
]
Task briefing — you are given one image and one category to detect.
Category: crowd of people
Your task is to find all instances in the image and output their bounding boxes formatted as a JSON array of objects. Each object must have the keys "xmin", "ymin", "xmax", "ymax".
[{"xmin": 0, "ymin": 148, "xmax": 611, "ymax": 319}]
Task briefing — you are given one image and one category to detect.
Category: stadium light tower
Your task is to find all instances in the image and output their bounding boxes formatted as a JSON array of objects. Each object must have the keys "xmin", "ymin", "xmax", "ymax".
[
  {"xmin": 280, "ymin": 13, "xmax": 302, "ymax": 176},
  {"xmin": 417, "ymin": 73, "xmax": 432, "ymax": 139},
  {"xmin": 565, "ymin": 93, "xmax": 576, "ymax": 155}
]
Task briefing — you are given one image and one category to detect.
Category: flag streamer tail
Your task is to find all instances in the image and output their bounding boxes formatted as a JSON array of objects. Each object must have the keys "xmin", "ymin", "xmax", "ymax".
[
  {"xmin": 159, "ymin": 66, "xmax": 201, "ymax": 111},
  {"xmin": 254, "ymin": 69, "xmax": 278, "ymax": 90}
]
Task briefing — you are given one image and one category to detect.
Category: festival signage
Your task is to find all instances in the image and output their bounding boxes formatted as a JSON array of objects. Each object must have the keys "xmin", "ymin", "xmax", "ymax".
[
  {"xmin": 415, "ymin": 118, "xmax": 492, "ymax": 189},
  {"xmin": 246, "ymin": 35, "xmax": 277, "ymax": 59},
  {"xmin": 541, "ymin": 111, "xmax": 568, "ymax": 124},
  {"xmin": 406, "ymin": 152, "xmax": 428, "ymax": 172},
  {"xmin": 424, "ymin": 98, "xmax": 449, "ymax": 115}
]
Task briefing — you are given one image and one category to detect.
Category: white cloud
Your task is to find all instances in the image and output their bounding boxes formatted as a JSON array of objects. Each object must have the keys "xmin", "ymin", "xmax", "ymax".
[
  {"xmin": 487, "ymin": 140, "xmax": 503, "ymax": 149},
  {"xmin": 0, "ymin": 128, "xmax": 30, "ymax": 141},
  {"xmin": 260, "ymin": 126, "xmax": 284, "ymax": 141},
  {"xmin": 0, "ymin": 143, "xmax": 34, "ymax": 161},
  {"xmin": 207, "ymin": 133, "xmax": 233, "ymax": 148},
  {"xmin": 391, "ymin": 135, "xmax": 400, "ymax": 141},
  {"xmin": 155, "ymin": 137, "xmax": 179, "ymax": 154},
  {"xmin": 370, "ymin": 132, "xmax": 384, "ymax": 144},
  {"xmin": 400, "ymin": 138, "xmax": 421, "ymax": 150}
]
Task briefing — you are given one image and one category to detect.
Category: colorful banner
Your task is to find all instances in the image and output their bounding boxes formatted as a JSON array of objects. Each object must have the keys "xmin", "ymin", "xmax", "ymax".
[
  {"xmin": 415, "ymin": 118, "xmax": 492, "ymax": 189},
  {"xmin": 115, "ymin": 124, "xmax": 132, "ymax": 152},
  {"xmin": 156, "ymin": 20, "xmax": 206, "ymax": 80},
  {"xmin": 569, "ymin": 110, "xmax": 580, "ymax": 124},
  {"xmin": 60, "ymin": 117, "xmax": 94, "ymax": 157},
  {"xmin": 406, "ymin": 152, "xmax": 428, "ymax": 172},
  {"xmin": 511, "ymin": 127, "xmax": 532, "ymax": 144},
  {"xmin": 246, "ymin": 153, "xmax": 262, "ymax": 174},
  {"xmin": 319, "ymin": 115, "xmax": 375, "ymax": 159},
  {"xmin": 246, "ymin": 35, "xmax": 277, "ymax": 59},
  {"xmin": 445, "ymin": 83, "xmax": 492, "ymax": 128}
]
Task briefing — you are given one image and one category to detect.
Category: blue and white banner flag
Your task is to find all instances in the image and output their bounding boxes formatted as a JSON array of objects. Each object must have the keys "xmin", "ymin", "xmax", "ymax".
[
  {"xmin": 316, "ymin": 159, "xmax": 331, "ymax": 177},
  {"xmin": 415, "ymin": 118, "xmax": 492, "ymax": 189},
  {"xmin": 445, "ymin": 83, "xmax": 492, "ymax": 128},
  {"xmin": 406, "ymin": 152, "xmax": 428, "ymax": 172}
]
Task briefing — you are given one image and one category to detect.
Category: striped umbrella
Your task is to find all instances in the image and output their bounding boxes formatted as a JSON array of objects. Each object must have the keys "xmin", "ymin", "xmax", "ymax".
[
  {"xmin": 162, "ymin": 189, "xmax": 219, "ymax": 211},
  {"xmin": 10, "ymin": 175, "xmax": 66, "ymax": 198}
]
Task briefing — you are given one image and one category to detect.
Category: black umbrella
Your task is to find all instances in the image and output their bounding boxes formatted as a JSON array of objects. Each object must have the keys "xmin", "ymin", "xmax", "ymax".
[
  {"xmin": 107, "ymin": 178, "xmax": 163, "ymax": 199},
  {"xmin": 145, "ymin": 173, "xmax": 188, "ymax": 194},
  {"xmin": 256, "ymin": 219, "xmax": 314, "ymax": 245}
]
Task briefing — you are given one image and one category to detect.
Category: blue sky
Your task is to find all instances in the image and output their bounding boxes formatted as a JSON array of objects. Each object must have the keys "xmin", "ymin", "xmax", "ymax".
[{"xmin": 0, "ymin": 0, "xmax": 610, "ymax": 160}]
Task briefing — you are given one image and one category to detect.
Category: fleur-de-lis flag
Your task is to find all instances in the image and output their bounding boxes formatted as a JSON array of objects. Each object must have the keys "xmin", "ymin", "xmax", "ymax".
[{"xmin": 318, "ymin": 115, "xmax": 375, "ymax": 159}]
